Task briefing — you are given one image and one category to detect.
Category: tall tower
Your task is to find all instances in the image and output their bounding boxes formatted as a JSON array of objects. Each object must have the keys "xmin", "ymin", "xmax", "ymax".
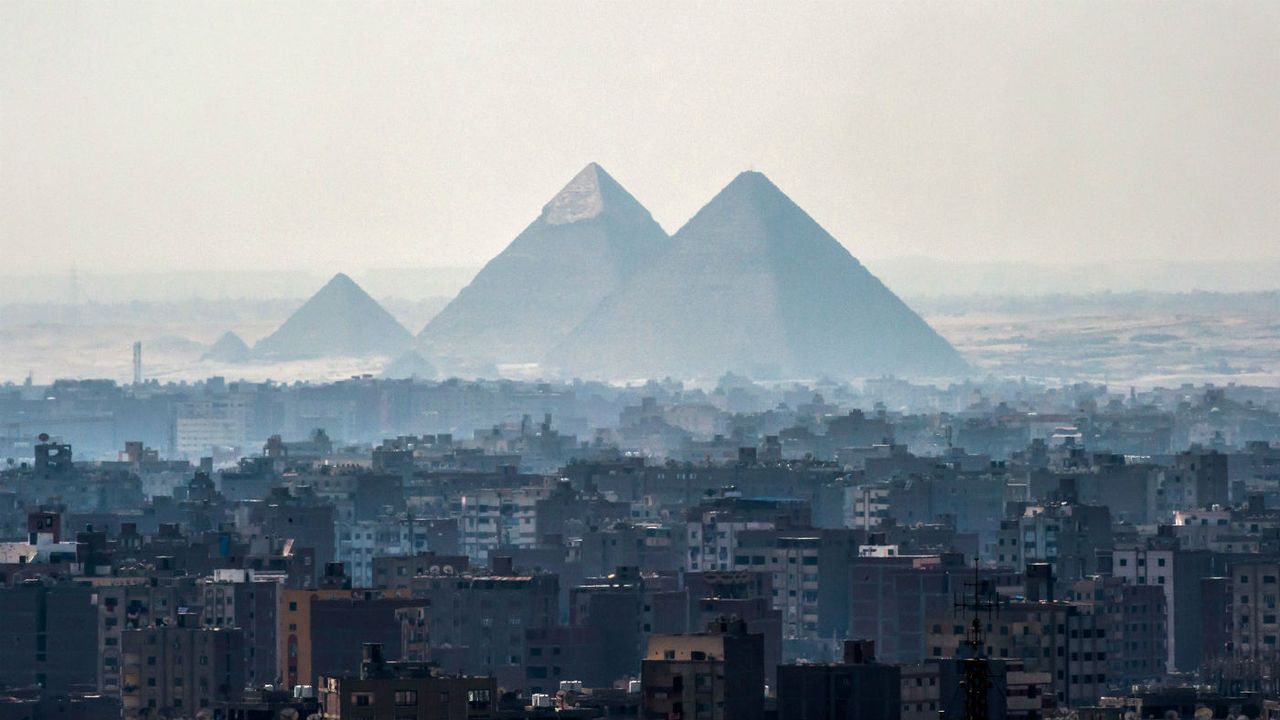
[
  {"xmin": 132, "ymin": 341, "xmax": 142, "ymax": 385},
  {"xmin": 954, "ymin": 561, "xmax": 1001, "ymax": 720}
]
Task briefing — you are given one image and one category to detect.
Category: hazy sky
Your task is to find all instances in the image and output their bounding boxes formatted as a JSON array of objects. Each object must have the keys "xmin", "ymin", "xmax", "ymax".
[{"xmin": 2, "ymin": 1, "xmax": 1277, "ymax": 274}]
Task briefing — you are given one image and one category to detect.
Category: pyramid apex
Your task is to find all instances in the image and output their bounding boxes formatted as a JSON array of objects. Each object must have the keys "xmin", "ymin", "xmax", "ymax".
[
  {"xmin": 540, "ymin": 163, "xmax": 646, "ymax": 226},
  {"xmin": 543, "ymin": 165, "xmax": 607, "ymax": 225},
  {"xmin": 724, "ymin": 170, "xmax": 781, "ymax": 193}
]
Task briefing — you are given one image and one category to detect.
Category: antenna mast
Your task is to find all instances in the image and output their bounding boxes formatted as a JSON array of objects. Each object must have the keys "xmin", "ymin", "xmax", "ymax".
[{"xmin": 952, "ymin": 559, "xmax": 1000, "ymax": 720}]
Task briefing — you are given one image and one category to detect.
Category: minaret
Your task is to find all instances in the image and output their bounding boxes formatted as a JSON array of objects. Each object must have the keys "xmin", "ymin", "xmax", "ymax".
[{"xmin": 132, "ymin": 341, "xmax": 142, "ymax": 385}]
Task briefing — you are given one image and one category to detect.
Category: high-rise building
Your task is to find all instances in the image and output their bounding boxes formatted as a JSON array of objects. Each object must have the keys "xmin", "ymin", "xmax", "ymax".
[{"xmin": 120, "ymin": 613, "xmax": 245, "ymax": 719}]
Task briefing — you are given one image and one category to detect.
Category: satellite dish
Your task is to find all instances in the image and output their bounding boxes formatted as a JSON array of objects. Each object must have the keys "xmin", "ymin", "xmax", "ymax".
[
  {"xmin": 37, "ymin": 433, "xmax": 49, "ymax": 442},
  {"xmin": 1195, "ymin": 709, "xmax": 1213, "ymax": 720}
]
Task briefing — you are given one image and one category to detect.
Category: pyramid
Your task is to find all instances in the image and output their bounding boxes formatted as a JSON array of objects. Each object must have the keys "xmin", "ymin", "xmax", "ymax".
[
  {"xmin": 382, "ymin": 350, "xmax": 438, "ymax": 380},
  {"xmin": 418, "ymin": 163, "xmax": 670, "ymax": 364},
  {"xmin": 201, "ymin": 331, "xmax": 252, "ymax": 363},
  {"xmin": 253, "ymin": 273, "xmax": 412, "ymax": 359},
  {"xmin": 549, "ymin": 172, "xmax": 968, "ymax": 380}
]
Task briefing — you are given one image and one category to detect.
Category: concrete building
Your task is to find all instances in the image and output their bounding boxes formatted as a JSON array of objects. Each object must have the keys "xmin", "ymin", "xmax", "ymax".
[
  {"xmin": 1069, "ymin": 575, "xmax": 1168, "ymax": 686},
  {"xmin": 641, "ymin": 616, "xmax": 765, "ymax": 720},
  {"xmin": 775, "ymin": 640, "xmax": 900, "ymax": 720},
  {"xmin": 0, "ymin": 579, "xmax": 100, "ymax": 696},
  {"xmin": 570, "ymin": 567, "xmax": 688, "ymax": 689},
  {"xmin": 1112, "ymin": 536, "xmax": 1223, "ymax": 672},
  {"xmin": 277, "ymin": 582, "xmax": 418, "ymax": 690},
  {"xmin": 371, "ymin": 552, "xmax": 469, "ymax": 590},
  {"xmin": 200, "ymin": 572, "xmax": 281, "ymax": 688},
  {"xmin": 926, "ymin": 597, "xmax": 1107, "ymax": 707},
  {"xmin": 407, "ymin": 571, "xmax": 559, "ymax": 690},
  {"xmin": 93, "ymin": 575, "xmax": 199, "ymax": 695},
  {"xmin": 455, "ymin": 487, "xmax": 547, "ymax": 562},
  {"xmin": 1231, "ymin": 559, "xmax": 1280, "ymax": 664},
  {"xmin": 317, "ymin": 643, "xmax": 496, "ymax": 720},
  {"xmin": 174, "ymin": 397, "xmax": 253, "ymax": 459},
  {"xmin": 120, "ymin": 614, "xmax": 246, "ymax": 719},
  {"xmin": 684, "ymin": 495, "xmax": 811, "ymax": 573},
  {"xmin": 996, "ymin": 503, "xmax": 1113, "ymax": 588}
]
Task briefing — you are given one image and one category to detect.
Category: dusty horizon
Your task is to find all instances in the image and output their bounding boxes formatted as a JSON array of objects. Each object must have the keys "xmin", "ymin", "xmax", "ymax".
[{"xmin": 3, "ymin": 2, "xmax": 1277, "ymax": 274}]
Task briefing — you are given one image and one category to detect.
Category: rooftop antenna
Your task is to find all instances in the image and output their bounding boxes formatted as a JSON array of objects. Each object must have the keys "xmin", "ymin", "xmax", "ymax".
[{"xmin": 952, "ymin": 559, "xmax": 1000, "ymax": 720}]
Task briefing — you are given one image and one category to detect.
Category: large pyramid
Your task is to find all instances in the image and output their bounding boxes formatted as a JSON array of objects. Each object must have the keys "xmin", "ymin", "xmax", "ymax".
[
  {"xmin": 549, "ymin": 171, "xmax": 968, "ymax": 380},
  {"xmin": 253, "ymin": 273, "xmax": 412, "ymax": 359},
  {"xmin": 418, "ymin": 163, "xmax": 670, "ymax": 364}
]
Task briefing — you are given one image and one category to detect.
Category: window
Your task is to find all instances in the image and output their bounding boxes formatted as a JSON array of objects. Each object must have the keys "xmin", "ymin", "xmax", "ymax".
[
  {"xmin": 352, "ymin": 693, "xmax": 373, "ymax": 707},
  {"xmin": 467, "ymin": 689, "xmax": 492, "ymax": 708},
  {"xmin": 394, "ymin": 690, "xmax": 417, "ymax": 706}
]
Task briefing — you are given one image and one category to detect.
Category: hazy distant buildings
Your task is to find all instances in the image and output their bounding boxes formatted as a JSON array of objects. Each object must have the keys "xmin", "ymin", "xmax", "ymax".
[
  {"xmin": 175, "ymin": 396, "xmax": 253, "ymax": 459},
  {"xmin": 2, "ymin": 371, "xmax": 1280, "ymax": 717}
]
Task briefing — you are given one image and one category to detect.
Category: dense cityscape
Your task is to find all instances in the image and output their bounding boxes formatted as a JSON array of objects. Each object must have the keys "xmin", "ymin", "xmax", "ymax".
[
  {"xmin": 4, "ymin": 2, "xmax": 1278, "ymax": 719},
  {"xmin": 1, "ymin": 372, "xmax": 1279, "ymax": 718}
]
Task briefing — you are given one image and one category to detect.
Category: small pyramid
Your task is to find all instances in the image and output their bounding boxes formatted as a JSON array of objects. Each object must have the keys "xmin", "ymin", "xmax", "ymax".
[
  {"xmin": 201, "ymin": 331, "xmax": 252, "ymax": 363},
  {"xmin": 253, "ymin": 273, "xmax": 412, "ymax": 359},
  {"xmin": 382, "ymin": 350, "xmax": 438, "ymax": 380},
  {"xmin": 418, "ymin": 163, "xmax": 671, "ymax": 364},
  {"xmin": 550, "ymin": 171, "xmax": 968, "ymax": 379}
]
